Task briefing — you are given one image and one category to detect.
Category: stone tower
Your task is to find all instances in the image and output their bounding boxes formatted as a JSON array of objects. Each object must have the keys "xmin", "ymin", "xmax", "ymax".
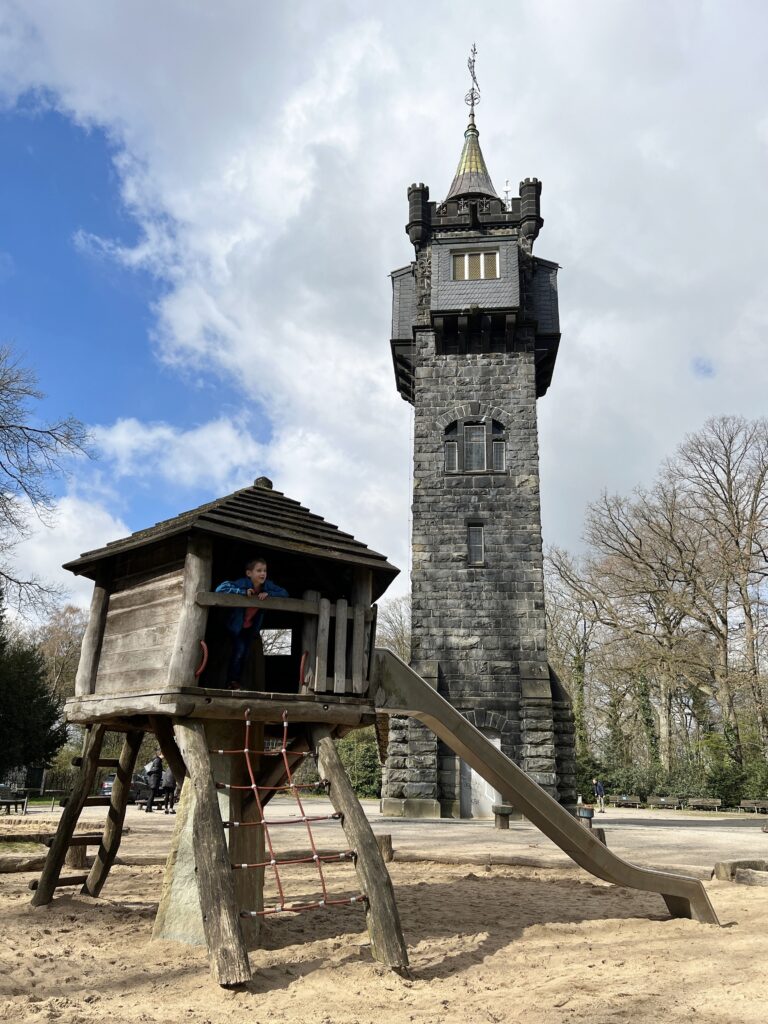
[{"xmin": 383, "ymin": 98, "xmax": 576, "ymax": 818}]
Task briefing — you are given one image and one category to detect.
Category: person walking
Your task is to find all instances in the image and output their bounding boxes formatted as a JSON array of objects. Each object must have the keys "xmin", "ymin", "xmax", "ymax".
[
  {"xmin": 592, "ymin": 777, "xmax": 606, "ymax": 813},
  {"xmin": 145, "ymin": 750, "xmax": 163, "ymax": 812},
  {"xmin": 161, "ymin": 765, "xmax": 177, "ymax": 814}
]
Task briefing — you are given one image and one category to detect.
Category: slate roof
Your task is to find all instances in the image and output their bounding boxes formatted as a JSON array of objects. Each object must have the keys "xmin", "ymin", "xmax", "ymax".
[
  {"xmin": 445, "ymin": 115, "xmax": 499, "ymax": 201},
  {"xmin": 64, "ymin": 481, "xmax": 399, "ymax": 587}
]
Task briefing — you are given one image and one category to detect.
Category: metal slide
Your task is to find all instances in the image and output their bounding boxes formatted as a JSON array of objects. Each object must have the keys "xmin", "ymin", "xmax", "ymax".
[{"xmin": 371, "ymin": 648, "xmax": 719, "ymax": 925}]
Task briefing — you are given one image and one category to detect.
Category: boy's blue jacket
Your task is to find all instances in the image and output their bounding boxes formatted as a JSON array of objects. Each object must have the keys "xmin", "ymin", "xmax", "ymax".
[{"xmin": 215, "ymin": 577, "xmax": 289, "ymax": 635}]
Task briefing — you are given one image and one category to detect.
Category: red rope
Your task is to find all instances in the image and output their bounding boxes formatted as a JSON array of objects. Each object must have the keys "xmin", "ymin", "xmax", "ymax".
[{"xmin": 210, "ymin": 709, "xmax": 364, "ymax": 917}]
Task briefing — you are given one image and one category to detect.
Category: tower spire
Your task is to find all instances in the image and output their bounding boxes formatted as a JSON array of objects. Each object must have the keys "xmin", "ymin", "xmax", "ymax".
[{"xmin": 445, "ymin": 44, "xmax": 499, "ymax": 201}]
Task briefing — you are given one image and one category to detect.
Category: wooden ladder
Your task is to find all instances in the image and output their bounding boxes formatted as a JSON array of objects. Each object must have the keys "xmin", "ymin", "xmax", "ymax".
[{"xmin": 30, "ymin": 724, "xmax": 145, "ymax": 903}]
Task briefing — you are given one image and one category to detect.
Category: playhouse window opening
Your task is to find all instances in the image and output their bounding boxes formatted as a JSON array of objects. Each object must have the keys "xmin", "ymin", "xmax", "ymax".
[{"xmin": 261, "ymin": 629, "xmax": 292, "ymax": 656}]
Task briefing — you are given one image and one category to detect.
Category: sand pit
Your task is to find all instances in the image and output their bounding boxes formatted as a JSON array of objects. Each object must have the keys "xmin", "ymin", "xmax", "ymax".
[{"xmin": 1, "ymin": 860, "xmax": 767, "ymax": 1024}]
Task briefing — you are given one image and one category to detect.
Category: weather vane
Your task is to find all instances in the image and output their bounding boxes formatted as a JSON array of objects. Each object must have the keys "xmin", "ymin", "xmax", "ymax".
[{"xmin": 465, "ymin": 43, "xmax": 480, "ymax": 116}]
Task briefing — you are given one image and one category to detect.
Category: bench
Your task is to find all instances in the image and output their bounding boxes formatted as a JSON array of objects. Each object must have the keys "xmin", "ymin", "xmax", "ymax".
[
  {"xmin": 609, "ymin": 794, "xmax": 642, "ymax": 808},
  {"xmin": 686, "ymin": 798, "xmax": 722, "ymax": 811},
  {"xmin": 0, "ymin": 787, "xmax": 28, "ymax": 815},
  {"xmin": 646, "ymin": 795, "xmax": 683, "ymax": 809},
  {"xmin": 740, "ymin": 800, "xmax": 768, "ymax": 813}
]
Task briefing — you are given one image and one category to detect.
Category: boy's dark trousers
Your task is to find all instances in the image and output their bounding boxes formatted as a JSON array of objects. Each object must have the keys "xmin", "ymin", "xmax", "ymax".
[
  {"xmin": 227, "ymin": 627, "xmax": 255, "ymax": 686},
  {"xmin": 162, "ymin": 786, "xmax": 176, "ymax": 813}
]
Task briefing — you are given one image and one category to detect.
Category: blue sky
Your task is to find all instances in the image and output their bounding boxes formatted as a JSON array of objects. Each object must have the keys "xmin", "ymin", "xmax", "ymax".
[
  {"xmin": 1, "ymin": 0, "xmax": 768, "ymax": 607},
  {"xmin": 0, "ymin": 102, "xmax": 257, "ymax": 524}
]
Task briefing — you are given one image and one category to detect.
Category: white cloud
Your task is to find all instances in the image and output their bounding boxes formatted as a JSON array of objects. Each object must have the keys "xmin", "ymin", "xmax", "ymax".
[
  {"xmin": 93, "ymin": 416, "xmax": 266, "ymax": 491},
  {"xmin": 9, "ymin": 496, "xmax": 131, "ymax": 608},
  {"xmin": 1, "ymin": 0, "xmax": 768, "ymax": 584}
]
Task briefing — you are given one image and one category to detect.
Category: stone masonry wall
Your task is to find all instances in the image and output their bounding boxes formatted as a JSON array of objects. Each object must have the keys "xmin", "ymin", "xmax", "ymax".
[{"xmin": 381, "ymin": 317, "xmax": 560, "ymax": 806}]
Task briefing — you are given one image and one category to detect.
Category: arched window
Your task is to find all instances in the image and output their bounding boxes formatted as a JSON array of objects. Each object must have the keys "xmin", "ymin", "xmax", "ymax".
[{"xmin": 444, "ymin": 419, "xmax": 507, "ymax": 475}]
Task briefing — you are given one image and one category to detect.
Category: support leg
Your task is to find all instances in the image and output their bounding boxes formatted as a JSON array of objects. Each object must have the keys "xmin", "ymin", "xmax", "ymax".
[
  {"xmin": 83, "ymin": 729, "xmax": 144, "ymax": 897},
  {"xmin": 172, "ymin": 720, "xmax": 251, "ymax": 987},
  {"xmin": 311, "ymin": 725, "xmax": 408, "ymax": 970},
  {"xmin": 31, "ymin": 724, "xmax": 106, "ymax": 907}
]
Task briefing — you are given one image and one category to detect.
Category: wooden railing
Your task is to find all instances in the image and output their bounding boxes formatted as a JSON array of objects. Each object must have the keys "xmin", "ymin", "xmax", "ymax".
[{"xmin": 196, "ymin": 591, "xmax": 376, "ymax": 697}]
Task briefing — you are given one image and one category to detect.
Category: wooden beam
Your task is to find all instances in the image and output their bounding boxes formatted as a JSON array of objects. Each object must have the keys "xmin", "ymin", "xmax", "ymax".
[
  {"xmin": 71, "ymin": 756, "xmax": 120, "ymax": 768},
  {"xmin": 334, "ymin": 598, "xmax": 348, "ymax": 695},
  {"xmin": 172, "ymin": 720, "xmax": 251, "ymax": 987},
  {"xmin": 75, "ymin": 578, "xmax": 110, "ymax": 696},
  {"xmin": 311, "ymin": 725, "xmax": 408, "ymax": 971},
  {"xmin": 29, "ymin": 874, "xmax": 89, "ymax": 891},
  {"xmin": 64, "ymin": 691, "xmax": 374, "ymax": 726},
  {"xmin": 149, "ymin": 715, "xmax": 187, "ymax": 784},
  {"xmin": 352, "ymin": 570, "xmax": 372, "ymax": 696},
  {"xmin": 314, "ymin": 598, "xmax": 331, "ymax": 693},
  {"xmin": 83, "ymin": 729, "xmax": 144, "ymax": 897},
  {"xmin": 196, "ymin": 591, "xmax": 372, "ymax": 619},
  {"xmin": 44, "ymin": 834, "xmax": 102, "ymax": 848},
  {"xmin": 300, "ymin": 589, "xmax": 320, "ymax": 693},
  {"xmin": 31, "ymin": 725, "xmax": 106, "ymax": 906},
  {"xmin": 166, "ymin": 537, "xmax": 213, "ymax": 690}
]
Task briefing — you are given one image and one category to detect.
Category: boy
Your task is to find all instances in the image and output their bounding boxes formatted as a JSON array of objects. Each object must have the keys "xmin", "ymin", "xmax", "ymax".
[{"xmin": 216, "ymin": 557, "xmax": 288, "ymax": 688}]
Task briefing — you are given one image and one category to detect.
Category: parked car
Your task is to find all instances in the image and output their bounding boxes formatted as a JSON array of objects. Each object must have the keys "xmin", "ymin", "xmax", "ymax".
[{"xmin": 99, "ymin": 772, "xmax": 153, "ymax": 804}]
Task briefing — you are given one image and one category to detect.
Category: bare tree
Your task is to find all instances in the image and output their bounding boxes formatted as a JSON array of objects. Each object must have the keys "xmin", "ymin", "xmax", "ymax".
[
  {"xmin": 0, "ymin": 345, "xmax": 89, "ymax": 605},
  {"xmin": 31, "ymin": 603, "xmax": 89, "ymax": 699},
  {"xmin": 376, "ymin": 594, "xmax": 411, "ymax": 662},
  {"xmin": 669, "ymin": 416, "xmax": 768, "ymax": 757},
  {"xmin": 545, "ymin": 548, "xmax": 600, "ymax": 758}
]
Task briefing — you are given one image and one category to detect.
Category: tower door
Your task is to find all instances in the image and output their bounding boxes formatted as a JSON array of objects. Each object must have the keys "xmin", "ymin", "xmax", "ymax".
[{"xmin": 459, "ymin": 735, "xmax": 501, "ymax": 818}]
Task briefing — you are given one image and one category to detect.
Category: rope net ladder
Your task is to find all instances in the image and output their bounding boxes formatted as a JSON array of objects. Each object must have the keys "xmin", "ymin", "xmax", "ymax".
[{"xmin": 211, "ymin": 710, "xmax": 367, "ymax": 917}]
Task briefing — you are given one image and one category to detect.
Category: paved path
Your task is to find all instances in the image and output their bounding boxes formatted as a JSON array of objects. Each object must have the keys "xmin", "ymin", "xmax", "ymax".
[{"xmin": 5, "ymin": 800, "xmax": 766, "ymax": 880}]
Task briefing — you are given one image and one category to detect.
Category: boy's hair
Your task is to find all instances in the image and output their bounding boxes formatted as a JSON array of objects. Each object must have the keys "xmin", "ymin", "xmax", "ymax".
[{"xmin": 245, "ymin": 556, "xmax": 268, "ymax": 571}]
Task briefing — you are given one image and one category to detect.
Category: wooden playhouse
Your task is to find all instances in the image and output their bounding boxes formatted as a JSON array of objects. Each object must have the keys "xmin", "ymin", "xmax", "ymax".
[{"xmin": 32, "ymin": 477, "xmax": 408, "ymax": 984}]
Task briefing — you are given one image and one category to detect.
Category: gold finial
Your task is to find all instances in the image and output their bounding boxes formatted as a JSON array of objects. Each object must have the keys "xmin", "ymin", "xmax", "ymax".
[{"xmin": 465, "ymin": 43, "xmax": 480, "ymax": 119}]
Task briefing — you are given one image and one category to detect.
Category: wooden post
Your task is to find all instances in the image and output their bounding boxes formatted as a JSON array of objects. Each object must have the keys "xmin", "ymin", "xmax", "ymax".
[
  {"xmin": 83, "ymin": 729, "xmax": 144, "ymax": 897},
  {"xmin": 300, "ymin": 590, "xmax": 320, "ymax": 692},
  {"xmin": 31, "ymin": 724, "xmax": 106, "ymax": 906},
  {"xmin": 65, "ymin": 845, "xmax": 87, "ymax": 869},
  {"xmin": 166, "ymin": 536, "xmax": 213, "ymax": 690},
  {"xmin": 311, "ymin": 725, "xmax": 408, "ymax": 970},
  {"xmin": 334, "ymin": 598, "xmax": 348, "ymax": 694},
  {"xmin": 172, "ymin": 720, "xmax": 251, "ymax": 987},
  {"xmin": 366, "ymin": 603, "xmax": 378, "ymax": 682},
  {"xmin": 214, "ymin": 720, "xmax": 264, "ymax": 948},
  {"xmin": 351, "ymin": 570, "xmax": 372, "ymax": 695},
  {"xmin": 314, "ymin": 597, "xmax": 331, "ymax": 693},
  {"xmin": 75, "ymin": 577, "xmax": 110, "ymax": 696},
  {"xmin": 149, "ymin": 715, "xmax": 187, "ymax": 784}
]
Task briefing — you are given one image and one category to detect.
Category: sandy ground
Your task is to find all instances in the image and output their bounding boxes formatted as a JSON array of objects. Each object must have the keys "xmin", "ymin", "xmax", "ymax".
[
  {"xmin": 2, "ymin": 803, "xmax": 767, "ymax": 1023},
  {"xmin": 2, "ymin": 832, "xmax": 768, "ymax": 1024}
]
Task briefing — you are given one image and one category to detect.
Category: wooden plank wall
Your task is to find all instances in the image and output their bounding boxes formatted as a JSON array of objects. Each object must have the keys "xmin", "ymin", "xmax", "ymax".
[{"xmin": 95, "ymin": 568, "xmax": 185, "ymax": 694}]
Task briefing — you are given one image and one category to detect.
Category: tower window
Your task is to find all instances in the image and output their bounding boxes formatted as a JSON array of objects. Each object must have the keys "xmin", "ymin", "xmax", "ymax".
[
  {"xmin": 452, "ymin": 250, "xmax": 499, "ymax": 281},
  {"xmin": 444, "ymin": 418, "xmax": 508, "ymax": 475},
  {"xmin": 464, "ymin": 424, "xmax": 486, "ymax": 471},
  {"xmin": 468, "ymin": 525, "xmax": 485, "ymax": 565}
]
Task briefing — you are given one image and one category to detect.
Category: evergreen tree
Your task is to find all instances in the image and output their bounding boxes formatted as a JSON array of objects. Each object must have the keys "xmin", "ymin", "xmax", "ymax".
[{"xmin": 0, "ymin": 592, "xmax": 67, "ymax": 779}]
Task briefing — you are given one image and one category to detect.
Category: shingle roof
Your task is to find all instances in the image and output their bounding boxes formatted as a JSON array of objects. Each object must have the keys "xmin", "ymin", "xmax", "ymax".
[
  {"xmin": 445, "ymin": 115, "xmax": 499, "ymax": 201},
  {"xmin": 64, "ymin": 481, "xmax": 399, "ymax": 585}
]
